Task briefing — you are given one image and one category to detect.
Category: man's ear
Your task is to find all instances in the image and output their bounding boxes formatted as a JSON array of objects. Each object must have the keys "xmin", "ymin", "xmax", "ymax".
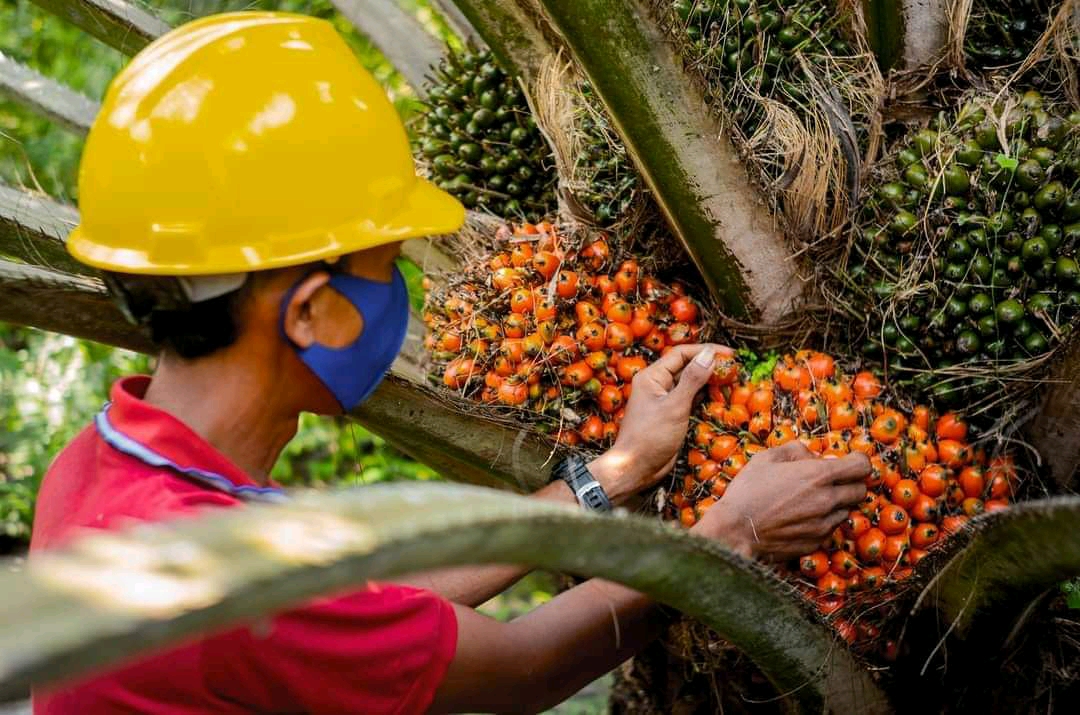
[{"xmin": 281, "ymin": 271, "xmax": 332, "ymax": 349}]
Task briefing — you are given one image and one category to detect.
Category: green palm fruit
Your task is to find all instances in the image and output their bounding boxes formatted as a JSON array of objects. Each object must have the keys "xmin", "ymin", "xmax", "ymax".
[
  {"xmin": 956, "ymin": 330, "xmax": 981, "ymax": 355},
  {"xmin": 854, "ymin": 91, "xmax": 1078, "ymax": 405},
  {"xmin": 903, "ymin": 163, "xmax": 930, "ymax": 189},
  {"xmin": 897, "ymin": 148, "xmax": 920, "ymax": 167},
  {"xmin": 1021, "ymin": 237, "xmax": 1050, "ymax": 263},
  {"xmin": 1041, "ymin": 224, "xmax": 1063, "ymax": 251},
  {"xmin": 943, "ymin": 164, "xmax": 971, "ymax": 195},
  {"xmin": 417, "ymin": 49, "xmax": 555, "ymax": 219},
  {"xmin": 947, "ymin": 237, "xmax": 973, "ymax": 262},
  {"xmin": 977, "ymin": 314, "xmax": 999, "ymax": 337},
  {"xmin": 996, "ymin": 299, "xmax": 1025, "ymax": 324},
  {"xmin": 912, "ymin": 129, "xmax": 938, "ymax": 156},
  {"xmin": 972, "ymin": 254, "xmax": 993, "ymax": 281},
  {"xmin": 1029, "ymin": 147, "xmax": 1055, "ymax": 168},
  {"xmin": 878, "ymin": 182, "xmax": 907, "ymax": 207},
  {"xmin": 944, "ymin": 263, "xmax": 967, "ymax": 281},
  {"xmin": 573, "ymin": 84, "xmax": 640, "ymax": 225},
  {"xmin": 1016, "ymin": 160, "xmax": 1046, "ymax": 191},
  {"xmin": 1024, "ymin": 331, "xmax": 1049, "ymax": 353},
  {"xmin": 1034, "ymin": 181, "xmax": 1066, "ymax": 212},
  {"xmin": 969, "ymin": 293, "xmax": 994, "ymax": 315},
  {"xmin": 889, "ymin": 210, "xmax": 918, "ymax": 235},
  {"xmin": 1019, "ymin": 207, "xmax": 1042, "ymax": 234},
  {"xmin": 955, "ymin": 140, "xmax": 983, "ymax": 167},
  {"xmin": 675, "ymin": 0, "xmax": 864, "ymax": 165},
  {"xmin": 987, "ymin": 210, "xmax": 1015, "ymax": 235},
  {"xmin": 975, "ymin": 123, "xmax": 1001, "ymax": 150},
  {"xmin": 1063, "ymin": 195, "xmax": 1080, "ymax": 222},
  {"xmin": 1027, "ymin": 293, "xmax": 1055, "ymax": 313}
]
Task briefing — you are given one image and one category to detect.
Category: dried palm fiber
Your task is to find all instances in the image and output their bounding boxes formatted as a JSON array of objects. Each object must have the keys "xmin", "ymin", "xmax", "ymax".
[
  {"xmin": 950, "ymin": 0, "xmax": 1069, "ymax": 75},
  {"xmin": 654, "ymin": 0, "xmax": 885, "ymax": 244},
  {"xmin": 529, "ymin": 54, "xmax": 650, "ymax": 230}
]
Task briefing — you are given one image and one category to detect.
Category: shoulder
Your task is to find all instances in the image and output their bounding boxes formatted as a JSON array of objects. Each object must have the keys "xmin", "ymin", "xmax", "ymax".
[{"xmin": 32, "ymin": 425, "xmax": 240, "ymax": 552}]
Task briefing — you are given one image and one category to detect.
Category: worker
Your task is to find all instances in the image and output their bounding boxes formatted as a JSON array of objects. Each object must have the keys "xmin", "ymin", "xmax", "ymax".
[{"xmin": 29, "ymin": 12, "xmax": 871, "ymax": 714}]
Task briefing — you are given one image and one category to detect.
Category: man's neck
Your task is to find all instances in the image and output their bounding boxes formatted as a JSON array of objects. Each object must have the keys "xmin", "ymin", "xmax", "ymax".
[{"xmin": 143, "ymin": 351, "xmax": 299, "ymax": 485}]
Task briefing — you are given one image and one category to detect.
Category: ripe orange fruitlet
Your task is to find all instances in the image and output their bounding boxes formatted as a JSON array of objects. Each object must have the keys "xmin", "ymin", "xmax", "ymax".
[
  {"xmin": 424, "ymin": 229, "xmax": 1022, "ymax": 655},
  {"xmin": 661, "ymin": 347, "xmax": 1020, "ymax": 652},
  {"xmin": 424, "ymin": 224, "xmax": 704, "ymax": 445}
]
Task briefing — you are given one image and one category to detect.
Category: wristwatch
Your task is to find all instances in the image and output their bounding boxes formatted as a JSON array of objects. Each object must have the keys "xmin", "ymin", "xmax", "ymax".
[{"xmin": 551, "ymin": 454, "xmax": 612, "ymax": 513}]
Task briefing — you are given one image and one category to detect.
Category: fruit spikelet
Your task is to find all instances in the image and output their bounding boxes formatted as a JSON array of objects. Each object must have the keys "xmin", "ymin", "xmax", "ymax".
[
  {"xmin": 850, "ymin": 92, "xmax": 1080, "ymax": 407},
  {"xmin": 424, "ymin": 222, "xmax": 704, "ymax": 444},
  {"xmin": 668, "ymin": 349, "xmax": 1020, "ymax": 654}
]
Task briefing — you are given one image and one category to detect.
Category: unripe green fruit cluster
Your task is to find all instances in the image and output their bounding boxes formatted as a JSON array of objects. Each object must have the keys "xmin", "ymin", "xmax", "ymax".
[
  {"xmin": 965, "ymin": 0, "xmax": 1054, "ymax": 68},
  {"xmin": 575, "ymin": 85, "xmax": 640, "ymax": 225},
  {"xmin": 416, "ymin": 50, "xmax": 557, "ymax": 221},
  {"xmin": 852, "ymin": 91, "xmax": 1080, "ymax": 405},
  {"xmin": 673, "ymin": 0, "xmax": 854, "ymax": 135}
]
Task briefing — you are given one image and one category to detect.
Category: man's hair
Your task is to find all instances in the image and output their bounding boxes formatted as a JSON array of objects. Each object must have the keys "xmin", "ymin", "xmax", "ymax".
[{"xmin": 104, "ymin": 272, "xmax": 253, "ymax": 360}]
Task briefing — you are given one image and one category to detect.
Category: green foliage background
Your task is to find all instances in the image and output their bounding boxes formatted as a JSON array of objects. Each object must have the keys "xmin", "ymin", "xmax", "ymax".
[
  {"xmin": 0, "ymin": 0, "xmax": 445, "ymax": 545},
  {"xmin": 0, "ymin": 3, "xmax": 602, "ymax": 709}
]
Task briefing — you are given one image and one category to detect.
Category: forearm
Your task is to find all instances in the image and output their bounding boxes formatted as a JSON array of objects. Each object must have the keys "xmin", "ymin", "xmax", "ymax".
[
  {"xmin": 434, "ymin": 578, "xmax": 667, "ymax": 714},
  {"xmin": 505, "ymin": 578, "xmax": 667, "ymax": 712},
  {"xmin": 397, "ymin": 454, "xmax": 633, "ymax": 606}
]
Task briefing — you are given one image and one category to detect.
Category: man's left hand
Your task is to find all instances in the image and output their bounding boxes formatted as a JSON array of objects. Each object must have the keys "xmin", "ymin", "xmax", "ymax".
[{"xmin": 588, "ymin": 343, "xmax": 724, "ymax": 504}]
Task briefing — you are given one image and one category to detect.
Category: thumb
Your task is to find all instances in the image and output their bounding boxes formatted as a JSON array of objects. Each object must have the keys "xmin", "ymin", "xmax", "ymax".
[{"xmin": 670, "ymin": 345, "xmax": 716, "ymax": 403}]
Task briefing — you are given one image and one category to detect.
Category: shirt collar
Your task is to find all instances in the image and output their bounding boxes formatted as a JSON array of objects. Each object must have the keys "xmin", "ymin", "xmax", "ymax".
[{"xmin": 103, "ymin": 376, "xmax": 285, "ymax": 500}]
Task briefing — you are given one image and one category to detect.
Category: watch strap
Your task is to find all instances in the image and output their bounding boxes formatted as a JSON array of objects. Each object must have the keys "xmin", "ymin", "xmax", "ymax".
[{"xmin": 552, "ymin": 454, "xmax": 612, "ymax": 513}]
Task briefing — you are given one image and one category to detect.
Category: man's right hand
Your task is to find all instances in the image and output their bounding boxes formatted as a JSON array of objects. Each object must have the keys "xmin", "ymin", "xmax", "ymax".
[{"xmin": 692, "ymin": 441, "xmax": 870, "ymax": 560}]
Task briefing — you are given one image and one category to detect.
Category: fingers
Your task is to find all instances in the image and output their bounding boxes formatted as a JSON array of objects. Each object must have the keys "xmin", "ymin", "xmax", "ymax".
[
  {"xmin": 819, "ymin": 452, "xmax": 872, "ymax": 483},
  {"xmin": 643, "ymin": 343, "xmax": 722, "ymax": 385},
  {"xmin": 759, "ymin": 440, "xmax": 814, "ymax": 463},
  {"xmin": 832, "ymin": 482, "xmax": 869, "ymax": 509},
  {"xmin": 767, "ymin": 541, "xmax": 826, "ymax": 561},
  {"xmin": 669, "ymin": 345, "xmax": 720, "ymax": 402},
  {"xmin": 819, "ymin": 507, "xmax": 851, "ymax": 534}
]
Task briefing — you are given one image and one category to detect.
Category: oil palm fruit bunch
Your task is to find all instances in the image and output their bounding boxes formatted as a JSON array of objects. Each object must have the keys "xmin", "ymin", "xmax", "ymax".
[
  {"xmin": 850, "ymin": 91, "xmax": 1080, "ymax": 405},
  {"xmin": 424, "ymin": 222, "xmax": 704, "ymax": 445},
  {"xmin": 416, "ymin": 49, "xmax": 557, "ymax": 220},
  {"xmin": 671, "ymin": 0, "xmax": 855, "ymax": 135},
  {"xmin": 965, "ymin": 0, "xmax": 1056, "ymax": 67},
  {"xmin": 574, "ymin": 85, "xmax": 640, "ymax": 225},
  {"xmin": 668, "ymin": 349, "xmax": 1019, "ymax": 651}
]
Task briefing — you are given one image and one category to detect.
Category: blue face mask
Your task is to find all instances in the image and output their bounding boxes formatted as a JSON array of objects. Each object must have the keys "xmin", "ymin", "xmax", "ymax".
[{"xmin": 282, "ymin": 265, "xmax": 410, "ymax": 412}]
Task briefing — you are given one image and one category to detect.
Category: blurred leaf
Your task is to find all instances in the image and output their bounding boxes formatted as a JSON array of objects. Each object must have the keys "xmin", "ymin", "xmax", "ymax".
[{"xmin": 396, "ymin": 257, "xmax": 427, "ymax": 313}]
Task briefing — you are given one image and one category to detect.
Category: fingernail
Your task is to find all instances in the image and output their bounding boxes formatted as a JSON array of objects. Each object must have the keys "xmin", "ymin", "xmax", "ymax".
[{"xmin": 693, "ymin": 346, "xmax": 717, "ymax": 367}]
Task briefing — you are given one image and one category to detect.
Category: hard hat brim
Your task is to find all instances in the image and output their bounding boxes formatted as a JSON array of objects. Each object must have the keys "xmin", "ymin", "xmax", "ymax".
[{"xmin": 67, "ymin": 177, "xmax": 466, "ymax": 276}]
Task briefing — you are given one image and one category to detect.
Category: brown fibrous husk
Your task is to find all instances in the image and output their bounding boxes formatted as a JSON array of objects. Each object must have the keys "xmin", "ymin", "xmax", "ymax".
[{"xmin": 650, "ymin": 0, "xmax": 885, "ymax": 248}]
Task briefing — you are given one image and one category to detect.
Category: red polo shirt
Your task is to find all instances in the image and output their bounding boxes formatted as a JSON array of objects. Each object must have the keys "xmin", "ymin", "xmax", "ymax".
[{"xmin": 30, "ymin": 376, "xmax": 457, "ymax": 714}]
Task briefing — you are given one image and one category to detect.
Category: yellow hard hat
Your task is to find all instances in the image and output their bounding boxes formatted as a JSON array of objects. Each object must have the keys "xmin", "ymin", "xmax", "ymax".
[{"xmin": 68, "ymin": 12, "xmax": 465, "ymax": 275}]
